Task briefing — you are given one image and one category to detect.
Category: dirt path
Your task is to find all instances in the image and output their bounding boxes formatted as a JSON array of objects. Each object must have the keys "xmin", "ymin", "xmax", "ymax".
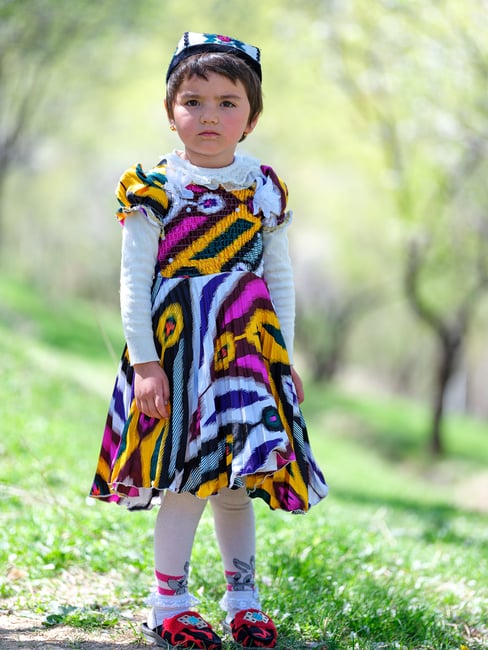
[{"xmin": 0, "ymin": 611, "xmax": 147, "ymax": 649}]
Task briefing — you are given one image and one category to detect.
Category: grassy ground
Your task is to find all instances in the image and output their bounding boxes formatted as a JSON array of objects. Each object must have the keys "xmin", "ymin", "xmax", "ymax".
[{"xmin": 0, "ymin": 278, "xmax": 487, "ymax": 649}]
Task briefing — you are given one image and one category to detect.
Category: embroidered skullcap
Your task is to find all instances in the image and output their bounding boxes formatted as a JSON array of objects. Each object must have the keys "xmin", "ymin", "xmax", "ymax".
[{"xmin": 166, "ymin": 32, "xmax": 262, "ymax": 82}]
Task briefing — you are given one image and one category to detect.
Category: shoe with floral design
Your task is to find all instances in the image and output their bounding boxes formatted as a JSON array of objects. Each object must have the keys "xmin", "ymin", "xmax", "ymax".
[
  {"xmin": 222, "ymin": 608, "xmax": 277, "ymax": 648},
  {"xmin": 142, "ymin": 610, "xmax": 222, "ymax": 649}
]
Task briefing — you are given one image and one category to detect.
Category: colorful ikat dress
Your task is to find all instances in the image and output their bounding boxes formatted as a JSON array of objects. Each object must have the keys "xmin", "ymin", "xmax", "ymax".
[{"xmin": 90, "ymin": 152, "xmax": 328, "ymax": 512}]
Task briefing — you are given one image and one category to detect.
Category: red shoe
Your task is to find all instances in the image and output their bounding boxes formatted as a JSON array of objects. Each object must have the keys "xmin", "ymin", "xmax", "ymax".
[
  {"xmin": 224, "ymin": 609, "xmax": 278, "ymax": 648},
  {"xmin": 142, "ymin": 610, "xmax": 222, "ymax": 649}
]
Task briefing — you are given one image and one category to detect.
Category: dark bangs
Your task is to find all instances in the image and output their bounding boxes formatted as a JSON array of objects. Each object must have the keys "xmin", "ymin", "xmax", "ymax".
[{"xmin": 166, "ymin": 52, "xmax": 263, "ymax": 123}]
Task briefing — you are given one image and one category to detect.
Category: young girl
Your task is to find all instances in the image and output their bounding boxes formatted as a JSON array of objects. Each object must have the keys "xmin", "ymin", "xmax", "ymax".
[{"xmin": 90, "ymin": 32, "xmax": 328, "ymax": 649}]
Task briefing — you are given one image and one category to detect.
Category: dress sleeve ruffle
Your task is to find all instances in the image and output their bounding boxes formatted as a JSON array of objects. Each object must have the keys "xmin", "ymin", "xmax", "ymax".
[
  {"xmin": 115, "ymin": 163, "xmax": 170, "ymax": 227},
  {"xmin": 256, "ymin": 165, "xmax": 293, "ymax": 232}
]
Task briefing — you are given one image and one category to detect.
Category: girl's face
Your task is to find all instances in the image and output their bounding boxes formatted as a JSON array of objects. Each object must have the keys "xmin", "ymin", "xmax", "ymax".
[{"xmin": 168, "ymin": 72, "xmax": 258, "ymax": 168}]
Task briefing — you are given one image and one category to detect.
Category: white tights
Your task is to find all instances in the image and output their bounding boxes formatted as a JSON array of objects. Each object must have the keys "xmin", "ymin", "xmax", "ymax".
[{"xmin": 148, "ymin": 487, "xmax": 260, "ymax": 626}]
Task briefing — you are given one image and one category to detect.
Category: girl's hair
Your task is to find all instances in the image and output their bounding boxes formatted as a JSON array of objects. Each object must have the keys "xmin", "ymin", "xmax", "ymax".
[{"xmin": 166, "ymin": 52, "xmax": 263, "ymax": 139}]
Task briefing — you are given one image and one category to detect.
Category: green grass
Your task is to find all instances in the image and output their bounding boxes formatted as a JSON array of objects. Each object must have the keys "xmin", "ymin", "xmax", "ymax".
[{"xmin": 1, "ymin": 278, "xmax": 487, "ymax": 649}]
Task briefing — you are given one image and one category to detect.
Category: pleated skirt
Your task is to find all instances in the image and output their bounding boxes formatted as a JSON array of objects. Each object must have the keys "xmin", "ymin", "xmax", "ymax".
[{"xmin": 90, "ymin": 271, "xmax": 328, "ymax": 512}]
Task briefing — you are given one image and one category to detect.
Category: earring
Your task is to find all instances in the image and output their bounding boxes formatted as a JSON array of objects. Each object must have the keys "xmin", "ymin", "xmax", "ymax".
[{"xmin": 169, "ymin": 123, "xmax": 176, "ymax": 131}]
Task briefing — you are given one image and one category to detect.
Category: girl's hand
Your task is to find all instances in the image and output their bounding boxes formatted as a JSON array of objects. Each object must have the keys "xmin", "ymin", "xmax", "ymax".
[
  {"xmin": 291, "ymin": 366, "xmax": 305, "ymax": 404},
  {"xmin": 133, "ymin": 361, "xmax": 170, "ymax": 419}
]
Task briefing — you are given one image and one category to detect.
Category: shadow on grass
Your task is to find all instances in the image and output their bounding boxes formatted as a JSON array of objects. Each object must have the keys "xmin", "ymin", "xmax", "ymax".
[
  {"xmin": 332, "ymin": 485, "xmax": 488, "ymax": 550},
  {"xmin": 329, "ymin": 575, "xmax": 471, "ymax": 649},
  {"xmin": 308, "ymin": 382, "xmax": 488, "ymax": 467}
]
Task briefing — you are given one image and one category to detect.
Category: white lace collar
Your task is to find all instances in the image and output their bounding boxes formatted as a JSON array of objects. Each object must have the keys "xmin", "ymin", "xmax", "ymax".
[{"xmin": 164, "ymin": 150, "xmax": 262, "ymax": 190}]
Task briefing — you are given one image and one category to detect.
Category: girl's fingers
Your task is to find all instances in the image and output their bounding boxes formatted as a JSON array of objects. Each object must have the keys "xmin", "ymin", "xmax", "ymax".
[
  {"xmin": 154, "ymin": 394, "xmax": 169, "ymax": 419},
  {"xmin": 136, "ymin": 396, "xmax": 169, "ymax": 420}
]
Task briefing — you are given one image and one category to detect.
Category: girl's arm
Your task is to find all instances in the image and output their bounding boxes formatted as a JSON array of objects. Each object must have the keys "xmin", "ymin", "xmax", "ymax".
[
  {"xmin": 121, "ymin": 212, "xmax": 170, "ymax": 418},
  {"xmin": 121, "ymin": 211, "xmax": 159, "ymax": 363},
  {"xmin": 262, "ymin": 225, "xmax": 295, "ymax": 362},
  {"xmin": 263, "ymin": 226, "xmax": 304, "ymax": 403}
]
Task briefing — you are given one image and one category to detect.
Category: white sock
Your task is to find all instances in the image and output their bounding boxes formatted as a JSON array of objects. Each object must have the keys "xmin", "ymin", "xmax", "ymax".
[
  {"xmin": 146, "ymin": 591, "xmax": 200, "ymax": 628},
  {"xmin": 220, "ymin": 588, "xmax": 262, "ymax": 623}
]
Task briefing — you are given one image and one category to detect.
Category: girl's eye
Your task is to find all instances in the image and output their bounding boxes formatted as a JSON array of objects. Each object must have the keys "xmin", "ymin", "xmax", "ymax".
[
  {"xmin": 222, "ymin": 101, "xmax": 236, "ymax": 108},
  {"xmin": 185, "ymin": 99, "xmax": 199, "ymax": 107}
]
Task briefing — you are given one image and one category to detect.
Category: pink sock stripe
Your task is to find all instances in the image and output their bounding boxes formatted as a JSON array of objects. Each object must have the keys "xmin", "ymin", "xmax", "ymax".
[
  {"xmin": 156, "ymin": 586, "xmax": 178, "ymax": 595},
  {"xmin": 155, "ymin": 569, "xmax": 185, "ymax": 583}
]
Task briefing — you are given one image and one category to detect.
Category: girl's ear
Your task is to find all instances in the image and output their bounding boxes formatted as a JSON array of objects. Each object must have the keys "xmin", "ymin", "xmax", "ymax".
[
  {"xmin": 165, "ymin": 100, "xmax": 177, "ymax": 131},
  {"xmin": 244, "ymin": 114, "xmax": 260, "ymax": 137},
  {"xmin": 164, "ymin": 99, "xmax": 173, "ymax": 121}
]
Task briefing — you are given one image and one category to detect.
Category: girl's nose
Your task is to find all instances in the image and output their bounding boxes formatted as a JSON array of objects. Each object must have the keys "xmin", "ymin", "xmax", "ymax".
[{"xmin": 200, "ymin": 106, "xmax": 218, "ymax": 124}]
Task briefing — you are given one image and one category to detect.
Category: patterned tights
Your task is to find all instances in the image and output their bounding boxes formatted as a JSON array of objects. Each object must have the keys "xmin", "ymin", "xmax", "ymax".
[{"xmin": 149, "ymin": 487, "xmax": 259, "ymax": 626}]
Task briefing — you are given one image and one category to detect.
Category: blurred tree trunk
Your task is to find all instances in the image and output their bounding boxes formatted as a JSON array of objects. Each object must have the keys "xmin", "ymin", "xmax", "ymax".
[
  {"xmin": 297, "ymin": 302, "xmax": 354, "ymax": 383},
  {"xmin": 296, "ymin": 289, "xmax": 376, "ymax": 383},
  {"xmin": 405, "ymin": 240, "xmax": 487, "ymax": 454}
]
